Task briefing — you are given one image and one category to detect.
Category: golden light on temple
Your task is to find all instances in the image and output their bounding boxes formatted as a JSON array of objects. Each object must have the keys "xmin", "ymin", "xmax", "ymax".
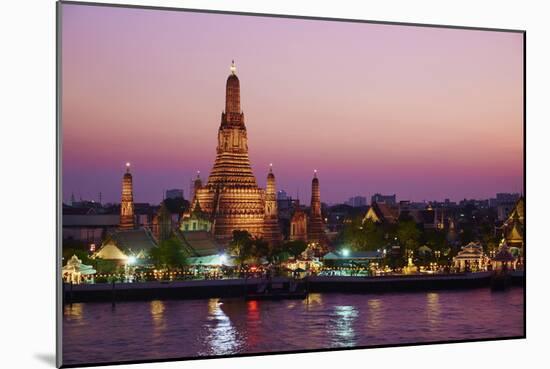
[
  {"xmin": 308, "ymin": 169, "xmax": 325, "ymax": 250},
  {"xmin": 192, "ymin": 62, "xmax": 282, "ymax": 245},
  {"xmin": 119, "ymin": 162, "xmax": 135, "ymax": 230}
]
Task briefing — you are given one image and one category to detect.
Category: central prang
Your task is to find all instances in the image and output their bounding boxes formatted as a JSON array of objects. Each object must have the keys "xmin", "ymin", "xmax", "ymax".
[{"xmin": 192, "ymin": 62, "xmax": 280, "ymax": 246}]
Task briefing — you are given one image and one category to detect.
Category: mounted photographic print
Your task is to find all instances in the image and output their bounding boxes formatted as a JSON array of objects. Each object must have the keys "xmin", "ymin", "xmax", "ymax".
[{"xmin": 57, "ymin": 1, "xmax": 525, "ymax": 367}]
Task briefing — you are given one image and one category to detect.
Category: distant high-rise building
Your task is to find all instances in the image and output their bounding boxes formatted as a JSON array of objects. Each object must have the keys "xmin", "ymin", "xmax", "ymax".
[
  {"xmin": 345, "ymin": 196, "xmax": 367, "ymax": 207},
  {"xmin": 496, "ymin": 193, "xmax": 521, "ymax": 203},
  {"xmin": 119, "ymin": 163, "xmax": 135, "ymax": 230},
  {"xmin": 496, "ymin": 193, "xmax": 521, "ymax": 221},
  {"xmin": 371, "ymin": 193, "xmax": 396, "ymax": 205},
  {"xmin": 165, "ymin": 188, "xmax": 184, "ymax": 200},
  {"xmin": 277, "ymin": 190, "xmax": 289, "ymax": 201},
  {"xmin": 490, "ymin": 193, "xmax": 520, "ymax": 208}
]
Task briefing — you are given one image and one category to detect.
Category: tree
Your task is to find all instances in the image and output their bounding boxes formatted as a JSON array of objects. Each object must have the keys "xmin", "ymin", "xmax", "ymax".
[
  {"xmin": 337, "ymin": 215, "xmax": 367, "ymax": 250},
  {"xmin": 283, "ymin": 240, "xmax": 308, "ymax": 259},
  {"xmin": 252, "ymin": 237, "xmax": 274, "ymax": 263},
  {"xmin": 228, "ymin": 230, "xmax": 255, "ymax": 266},
  {"xmin": 397, "ymin": 220, "xmax": 421, "ymax": 252},
  {"xmin": 151, "ymin": 237, "xmax": 187, "ymax": 269},
  {"xmin": 361, "ymin": 219, "xmax": 386, "ymax": 251}
]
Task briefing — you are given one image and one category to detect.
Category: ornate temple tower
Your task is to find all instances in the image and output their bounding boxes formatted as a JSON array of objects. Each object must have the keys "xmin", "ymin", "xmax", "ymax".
[
  {"xmin": 193, "ymin": 61, "xmax": 265, "ymax": 244},
  {"xmin": 153, "ymin": 201, "xmax": 172, "ymax": 242},
  {"xmin": 263, "ymin": 164, "xmax": 282, "ymax": 246},
  {"xmin": 290, "ymin": 200, "xmax": 308, "ymax": 242},
  {"xmin": 307, "ymin": 170, "xmax": 326, "ymax": 248},
  {"xmin": 192, "ymin": 172, "xmax": 202, "ymax": 204},
  {"xmin": 119, "ymin": 162, "xmax": 135, "ymax": 230}
]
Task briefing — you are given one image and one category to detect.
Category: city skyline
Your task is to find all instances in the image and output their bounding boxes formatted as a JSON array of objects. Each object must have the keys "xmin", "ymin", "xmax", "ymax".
[{"xmin": 62, "ymin": 4, "xmax": 524, "ymax": 204}]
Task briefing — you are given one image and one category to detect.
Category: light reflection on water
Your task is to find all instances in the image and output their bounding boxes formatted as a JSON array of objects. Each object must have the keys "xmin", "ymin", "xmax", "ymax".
[
  {"xmin": 150, "ymin": 300, "xmax": 166, "ymax": 340},
  {"xmin": 63, "ymin": 288, "xmax": 524, "ymax": 366},
  {"xmin": 366, "ymin": 298, "xmax": 383, "ymax": 332},
  {"xmin": 64, "ymin": 303, "xmax": 83, "ymax": 320},
  {"xmin": 332, "ymin": 306, "xmax": 358, "ymax": 347},
  {"xmin": 200, "ymin": 298, "xmax": 243, "ymax": 356},
  {"xmin": 426, "ymin": 293, "xmax": 441, "ymax": 326}
]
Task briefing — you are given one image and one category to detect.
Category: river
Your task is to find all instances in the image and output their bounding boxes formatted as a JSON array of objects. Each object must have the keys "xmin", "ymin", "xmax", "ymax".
[{"xmin": 63, "ymin": 287, "xmax": 524, "ymax": 366}]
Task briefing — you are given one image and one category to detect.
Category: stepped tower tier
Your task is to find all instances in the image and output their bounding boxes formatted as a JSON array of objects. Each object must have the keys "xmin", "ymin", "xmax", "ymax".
[
  {"xmin": 119, "ymin": 162, "xmax": 135, "ymax": 230},
  {"xmin": 193, "ymin": 61, "xmax": 266, "ymax": 245}
]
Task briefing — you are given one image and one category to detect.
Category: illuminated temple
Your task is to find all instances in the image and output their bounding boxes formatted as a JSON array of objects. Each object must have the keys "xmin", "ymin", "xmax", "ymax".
[
  {"xmin": 119, "ymin": 163, "xmax": 135, "ymax": 230},
  {"xmin": 192, "ymin": 62, "xmax": 282, "ymax": 245}
]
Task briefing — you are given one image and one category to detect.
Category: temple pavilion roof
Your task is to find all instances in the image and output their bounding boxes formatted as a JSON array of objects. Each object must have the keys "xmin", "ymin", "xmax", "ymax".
[
  {"xmin": 453, "ymin": 242, "xmax": 485, "ymax": 260},
  {"xmin": 94, "ymin": 228, "xmax": 158, "ymax": 260},
  {"xmin": 176, "ymin": 230, "xmax": 220, "ymax": 257}
]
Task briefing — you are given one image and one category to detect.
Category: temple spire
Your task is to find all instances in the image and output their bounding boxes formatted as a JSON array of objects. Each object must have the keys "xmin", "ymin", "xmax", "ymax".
[
  {"xmin": 263, "ymin": 163, "xmax": 282, "ymax": 245},
  {"xmin": 119, "ymin": 162, "xmax": 135, "ymax": 230},
  {"xmin": 311, "ymin": 170, "xmax": 321, "ymax": 218},
  {"xmin": 307, "ymin": 168, "xmax": 327, "ymax": 254},
  {"xmin": 223, "ymin": 60, "xmax": 242, "ymax": 121}
]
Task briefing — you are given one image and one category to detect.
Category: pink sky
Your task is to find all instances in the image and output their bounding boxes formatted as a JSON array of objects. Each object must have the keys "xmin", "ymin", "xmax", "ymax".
[{"xmin": 61, "ymin": 3, "xmax": 524, "ymax": 205}]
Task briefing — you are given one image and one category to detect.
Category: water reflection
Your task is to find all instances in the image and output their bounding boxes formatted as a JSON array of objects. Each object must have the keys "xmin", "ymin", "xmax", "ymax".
[
  {"xmin": 64, "ymin": 303, "xmax": 83, "ymax": 323},
  {"xmin": 203, "ymin": 298, "xmax": 242, "ymax": 356},
  {"xmin": 150, "ymin": 300, "xmax": 166, "ymax": 339},
  {"xmin": 303, "ymin": 293, "xmax": 323, "ymax": 306},
  {"xmin": 426, "ymin": 293, "xmax": 441, "ymax": 326},
  {"xmin": 367, "ymin": 298, "xmax": 383, "ymax": 331},
  {"xmin": 63, "ymin": 289, "xmax": 525, "ymax": 366},
  {"xmin": 246, "ymin": 300, "xmax": 261, "ymax": 347},
  {"xmin": 332, "ymin": 305, "xmax": 358, "ymax": 347}
]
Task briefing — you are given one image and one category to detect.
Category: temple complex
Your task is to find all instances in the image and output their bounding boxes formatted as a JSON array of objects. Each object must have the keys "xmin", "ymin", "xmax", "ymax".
[
  {"xmin": 192, "ymin": 62, "xmax": 281, "ymax": 245},
  {"xmin": 119, "ymin": 162, "xmax": 135, "ymax": 230}
]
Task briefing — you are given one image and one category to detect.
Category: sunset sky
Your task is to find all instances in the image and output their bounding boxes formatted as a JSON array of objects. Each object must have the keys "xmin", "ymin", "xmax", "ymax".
[{"xmin": 61, "ymin": 3, "xmax": 524, "ymax": 205}]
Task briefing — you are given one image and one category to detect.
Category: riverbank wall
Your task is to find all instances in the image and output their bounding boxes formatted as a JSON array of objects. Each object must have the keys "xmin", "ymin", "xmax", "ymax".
[{"xmin": 63, "ymin": 272, "xmax": 524, "ymax": 303}]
